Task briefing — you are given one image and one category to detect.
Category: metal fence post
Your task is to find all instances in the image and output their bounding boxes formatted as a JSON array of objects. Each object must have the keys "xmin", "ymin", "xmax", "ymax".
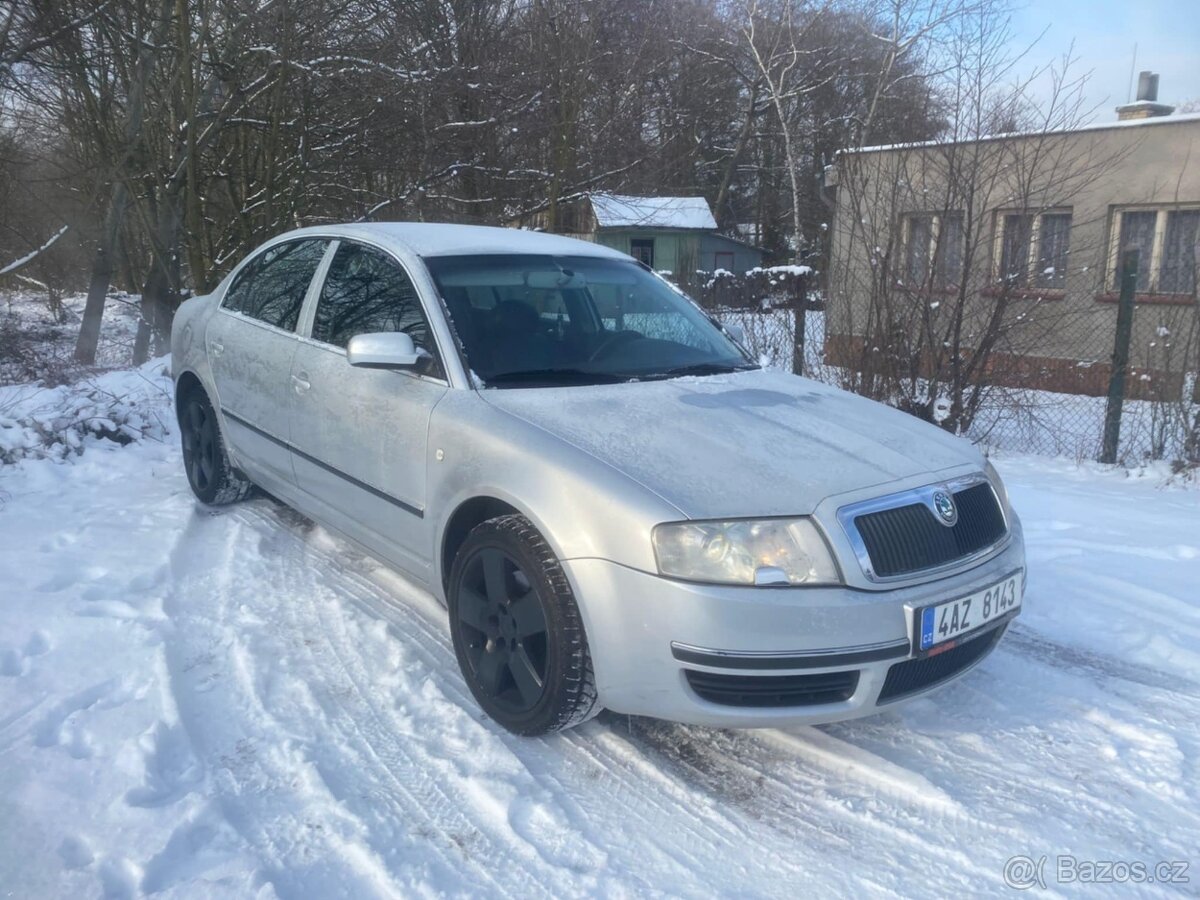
[{"xmin": 1100, "ymin": 250, "xmax": 1139, "ymax": 464}]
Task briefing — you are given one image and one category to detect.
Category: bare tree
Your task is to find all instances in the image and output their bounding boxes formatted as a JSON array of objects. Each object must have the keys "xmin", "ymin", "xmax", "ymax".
[{"xmin": 828, "ymin": 5, "xmax": 1140, "ymax": 435}]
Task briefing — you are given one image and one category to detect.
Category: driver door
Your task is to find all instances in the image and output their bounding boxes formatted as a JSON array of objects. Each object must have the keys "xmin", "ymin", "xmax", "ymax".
[{"xmin": 288, "ymin": 240, "xmax": 448, "ymax": 580}]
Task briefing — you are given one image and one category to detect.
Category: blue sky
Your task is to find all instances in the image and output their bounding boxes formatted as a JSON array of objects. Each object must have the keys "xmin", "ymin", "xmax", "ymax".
[{"xmin": 1009, "ymin": 0, "xmax": 1200, "ymax": 121}]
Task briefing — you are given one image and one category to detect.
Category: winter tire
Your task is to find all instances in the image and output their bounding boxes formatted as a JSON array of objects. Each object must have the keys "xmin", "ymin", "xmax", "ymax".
[
  {"xmin": 448, "ymin": 514, "xmax": 600, "ymax": 735},
  {"xmin": 178, "ymin": 384, "xmax": 254, "ymax": 506}
]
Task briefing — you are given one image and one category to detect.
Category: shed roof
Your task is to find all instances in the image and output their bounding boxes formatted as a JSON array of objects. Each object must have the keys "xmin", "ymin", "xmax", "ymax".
[{"xmin": 589, "ymin": 194, "xmax": 717, "ymax": 230}]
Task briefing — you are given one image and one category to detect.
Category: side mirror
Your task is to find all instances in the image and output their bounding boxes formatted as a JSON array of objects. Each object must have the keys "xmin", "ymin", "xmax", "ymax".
[
  {"xmin": 346, "ymin": 332, "xmax": 422, "ymax": 369},
  {"xmin": 725, "ymin": 323, "xmax": 746, "ymax": 345}
]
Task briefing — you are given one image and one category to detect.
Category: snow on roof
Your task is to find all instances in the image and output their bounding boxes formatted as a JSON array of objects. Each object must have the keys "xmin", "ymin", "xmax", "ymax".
[
  {"xmin": 274, "ymin": 222, "xmax": 629, "ymax": 259},
  {"xmin": 589, "ymin": 194, "xmax": 718, "ymax": 230},
  {"xmin": 843, "ymin": 111, "xmax": 1200, "ymax": 156}
]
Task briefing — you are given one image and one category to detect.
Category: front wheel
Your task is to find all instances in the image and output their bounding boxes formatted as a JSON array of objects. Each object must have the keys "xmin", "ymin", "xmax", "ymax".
[{"xmin": 448, "ymin": 515, "xmax": 599, "ymax": 735}]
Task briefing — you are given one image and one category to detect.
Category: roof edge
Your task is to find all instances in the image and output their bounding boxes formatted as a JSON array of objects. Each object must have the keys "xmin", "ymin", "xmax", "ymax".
[{"xmin": 840, "ymin": 111, "xmax": 1200, "ymax": 157}]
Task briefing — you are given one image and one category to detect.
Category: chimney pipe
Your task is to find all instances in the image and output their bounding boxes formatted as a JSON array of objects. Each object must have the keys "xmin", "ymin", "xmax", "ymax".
[
  {"xmin": 1136, "ymin": 71, "xmax": 1159, "ymax": 102},
  {"xmin": 1117, "ymin": 71, "xmax": 1173, "ymax": 121}
]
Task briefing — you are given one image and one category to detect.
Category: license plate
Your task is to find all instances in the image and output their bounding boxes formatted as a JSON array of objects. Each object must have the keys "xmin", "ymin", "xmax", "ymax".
[{"xmin": 915, "ymin": 571, "xmax": 1022, "ymax": 652}]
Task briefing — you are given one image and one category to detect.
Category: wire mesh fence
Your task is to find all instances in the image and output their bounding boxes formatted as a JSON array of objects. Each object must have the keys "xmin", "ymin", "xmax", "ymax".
[{"xmin": 683, "ymin": 271, "xmax": 1200, "ymax": 468}]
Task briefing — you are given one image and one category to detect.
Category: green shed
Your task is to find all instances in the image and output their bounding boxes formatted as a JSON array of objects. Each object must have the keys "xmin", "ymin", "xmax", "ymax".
[{"xmin": 507, "ymin": 193, "xmax": 764, "ymax": 276}]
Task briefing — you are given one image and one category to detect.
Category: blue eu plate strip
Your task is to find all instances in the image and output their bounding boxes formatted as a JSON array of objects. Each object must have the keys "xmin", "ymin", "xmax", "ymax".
[{"xmin": 920, "ymin": 607, "xmax": 936, "ymax": 651}]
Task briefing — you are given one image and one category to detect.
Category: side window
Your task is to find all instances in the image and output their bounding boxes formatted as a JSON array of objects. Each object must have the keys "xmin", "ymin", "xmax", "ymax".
[
  {"xmin": 313, "ymin": 242, "xmax": 443, "ymax": 376},
  {"xmin": 223, "ymin": 239, "xmax": 328, "ymax": 331}
]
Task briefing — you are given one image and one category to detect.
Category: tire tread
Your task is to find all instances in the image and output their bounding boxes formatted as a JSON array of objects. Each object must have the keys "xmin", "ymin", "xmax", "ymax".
[{"xmin": 452, "ymin": 514, "xmax": 599, "ymax": 734}]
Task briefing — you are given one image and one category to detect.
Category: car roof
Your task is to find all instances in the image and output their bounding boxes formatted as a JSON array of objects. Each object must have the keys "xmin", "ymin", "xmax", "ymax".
[{"xmin": 276, "ymin": 222, "xmax": 631, "ymax": 260}]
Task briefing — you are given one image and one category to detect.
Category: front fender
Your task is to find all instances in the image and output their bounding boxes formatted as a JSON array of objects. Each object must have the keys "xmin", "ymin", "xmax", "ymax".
[{"xmin": 426, "ymin": 391, "xmax": 684, "ymax": 593}]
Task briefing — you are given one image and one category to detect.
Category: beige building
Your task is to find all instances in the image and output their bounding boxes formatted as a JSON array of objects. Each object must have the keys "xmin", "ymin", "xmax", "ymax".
[{"xmin": 827, "ymin": 81, "xmax": 1200, "ymax": 399}]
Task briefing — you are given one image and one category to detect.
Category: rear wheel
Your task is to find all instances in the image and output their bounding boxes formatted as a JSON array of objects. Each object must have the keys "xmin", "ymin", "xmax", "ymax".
[
  {"xmin": 448, "ymin": 515, "xmax": 599, "ymax": 735},
  {"xmin": 178, "ymin": 385, "xmax": 253, "ymax": 505}
]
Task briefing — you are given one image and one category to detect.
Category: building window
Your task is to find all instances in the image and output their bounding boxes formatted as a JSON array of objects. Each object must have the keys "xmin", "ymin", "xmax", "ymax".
[
  {"xmin": 902, "ymin": 212, "xmax": 962, "ymax": 289},
  {"xmin": 934, "ymin": 213, "xmax": 964, "ymax": 289},
  {"xmin": 1036, "ymin": 213, "xmax": 1071, "ymax": 288},
  {"xmin": 1109, "ymin": 206, "xmax": 1200, "ymax": 295},
  {"xmin": 994, "ymin": 210, "xmax": 1072, "ymax": 290},
  {"xmin": 1117, "ymin": 210, "xmax": 1157, "ymax": 291},
  {"xmin": 630, "ymin": 238, "xmax": 655, "ymax": 268},
  {"xmin": 713, "ymin": 251, "xmax": 734, "ymax": 272},
  {"xmin": 998, "ymin": 214, "xmax": 1032, "ymax": 285},
  {"xmin": 1160, "ymin": 210, "xmax": 1199, "ymax": 295}
]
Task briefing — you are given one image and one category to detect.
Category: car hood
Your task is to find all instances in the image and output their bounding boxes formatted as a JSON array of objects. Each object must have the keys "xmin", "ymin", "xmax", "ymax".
[{"xmin": 480, "ymin": 369, "xmax": 982, "ymax": 519}]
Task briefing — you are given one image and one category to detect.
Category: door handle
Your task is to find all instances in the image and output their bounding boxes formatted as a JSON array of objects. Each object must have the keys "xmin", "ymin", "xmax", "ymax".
[
  {"xmin": 210, "ymin": 341, "xmax": 224, "ymax": 357},
  {"xmin": 291, "ymin": 373, "xmax": 311, "ymax": 394}
]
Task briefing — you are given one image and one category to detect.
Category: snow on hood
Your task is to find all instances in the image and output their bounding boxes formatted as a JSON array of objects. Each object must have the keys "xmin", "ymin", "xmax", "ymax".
[{"xmin": 481, "ymin": 369, "xmax": 981, "ymax": 518}]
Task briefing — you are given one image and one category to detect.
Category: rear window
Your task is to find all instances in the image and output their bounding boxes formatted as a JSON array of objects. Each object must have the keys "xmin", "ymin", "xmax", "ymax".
[{"xmin": 222, "ymin": 239, "xmax": 328, "ymax": 331}]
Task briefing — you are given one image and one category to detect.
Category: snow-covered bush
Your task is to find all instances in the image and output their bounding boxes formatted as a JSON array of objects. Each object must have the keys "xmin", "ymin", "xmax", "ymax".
[
  {"xmin": 0, "ymin": 360, "xmax": 172, "ymax": 465},
  {"xmin": 680, "ymin": 265, "xmax": 818, "ymax": 312}
]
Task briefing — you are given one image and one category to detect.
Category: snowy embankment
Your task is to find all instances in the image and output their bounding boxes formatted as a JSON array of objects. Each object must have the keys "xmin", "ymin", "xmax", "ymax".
[{"xmin": 0, "ymin": 348, "xmax": 1197, "ymax": 895}]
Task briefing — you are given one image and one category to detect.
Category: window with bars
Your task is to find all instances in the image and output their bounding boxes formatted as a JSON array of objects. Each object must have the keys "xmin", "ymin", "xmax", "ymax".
[
  {"xmin": 901, "ymin": 212, "xmax": 962, "ymax": 290},
  {"xmin": 1110, "ymin": 207, "xmax": 1200, "ymax": 295},
  {"xmin": 994, "ymin": 211, "xmax": 1072, "ymax": 290}
]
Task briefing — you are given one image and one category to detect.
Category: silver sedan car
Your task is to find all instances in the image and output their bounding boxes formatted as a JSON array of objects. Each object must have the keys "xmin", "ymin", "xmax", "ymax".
[{"xmin": 171, "ymin": 223, "xmax": 1025, "ymax": 735}]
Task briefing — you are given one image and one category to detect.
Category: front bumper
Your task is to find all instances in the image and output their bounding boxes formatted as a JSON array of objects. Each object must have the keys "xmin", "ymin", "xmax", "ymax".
[{"xmin": 562, "ymin": 521, "xmax": 1025, "ymax": 727}]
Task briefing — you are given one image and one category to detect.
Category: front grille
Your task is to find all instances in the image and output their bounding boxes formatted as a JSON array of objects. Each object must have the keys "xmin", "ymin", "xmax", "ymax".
[
  {"xmin": 877, "ymin": 626, "xmax": 1006, "ymax": 703},
  {"xmin": 855, "ymin": 482, "xmax": 1006, "ymax": 578},
  {"xmin": 685, "ymin": 669, "xmax": 858, "ymax": 707}
]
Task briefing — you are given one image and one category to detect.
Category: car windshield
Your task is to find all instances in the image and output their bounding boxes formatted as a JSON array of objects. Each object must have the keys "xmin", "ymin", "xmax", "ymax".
[{"xmin": 423, "ymin": 254, "xmax": 755, "ymax": 387}]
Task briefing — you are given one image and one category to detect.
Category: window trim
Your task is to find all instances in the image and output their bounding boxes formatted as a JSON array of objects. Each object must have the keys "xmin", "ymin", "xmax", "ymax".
[
  {"xmin": 1106, "ymin": 204, "xmax": 1200, "ymax": 295},
  {"xmin": 991, "ymin": 208, "xmax": 1073, "ymax": 293},
  {"xmin": 299, "ymin": 238, "xmax": 450, "ymax": 385}
]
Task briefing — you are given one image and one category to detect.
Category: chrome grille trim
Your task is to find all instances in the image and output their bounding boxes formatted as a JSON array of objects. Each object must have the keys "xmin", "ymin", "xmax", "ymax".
[{"xmin": 837, "ymin": 473, "xmax": 1010, "ymax": 583}]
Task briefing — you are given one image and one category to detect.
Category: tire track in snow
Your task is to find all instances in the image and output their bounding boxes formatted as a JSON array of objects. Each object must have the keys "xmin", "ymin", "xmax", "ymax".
[
  {"xmin": 209, "ymin": 496, "xmax": 1200, "ymax": 896},
  {"xmin": 162, "ymin": 507, "xmax": 422, "ymax": 899},
  {"xmin": 235, "ymin": 501, "xmax": 1022, "ymax": 895},
  {"xmin": 238, "ymin": 503, "xmax": 813, "ymax": 896},
  {"xmin": 602, "ymin": 715, "xmax": 1018, "ymax": 889},
  {"xmin": 247, "ymin": 517, "xmax": 581, "ymax": 898},
  {"xmin": 1003, "ymin": 624, "xmax": 1200, "ymax": 698}
]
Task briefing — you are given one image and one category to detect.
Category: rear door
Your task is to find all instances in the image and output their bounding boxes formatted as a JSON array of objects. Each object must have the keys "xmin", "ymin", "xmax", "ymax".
[
  {"xmin": 206, "ymin": 238, "xmax": 330, "ymax": 491},
  {"xmin": 288, "ymin": 240, "xmax": 448, "ymax": 578}
]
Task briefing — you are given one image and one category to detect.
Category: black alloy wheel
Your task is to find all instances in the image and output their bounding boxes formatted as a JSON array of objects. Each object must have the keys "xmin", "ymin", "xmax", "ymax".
[
  {"xmin": 448, "ymin": 514, "xmax": 599, "ymax": 735},
  {"xmin": 456, "ymin": 546, "xmax": 550, "ymax": 713},
  {"xmin": 181, "ymin": 395, "xmax": 218, "ymax": 496}
]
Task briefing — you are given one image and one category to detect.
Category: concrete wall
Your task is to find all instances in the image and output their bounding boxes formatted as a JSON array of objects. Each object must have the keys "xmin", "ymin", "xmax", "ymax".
[{"xmin": 828, "ymin": 115, "xmax": 1200, "ymax": 395}]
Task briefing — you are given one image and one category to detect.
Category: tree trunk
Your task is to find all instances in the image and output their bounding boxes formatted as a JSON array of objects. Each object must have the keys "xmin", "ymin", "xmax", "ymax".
[
  {"xmin": 75, "ymin": 182, "xmax": 129, "ymax": 363},
  {"xmin": 73, "ymin": 0, "xmax": 175, "ymax": 364},
  {"xmin": 134, "ymin": 186, "xmax": 184, "ymax": 364},
  {"xmin": 714, "ymin": 83, "xmax": 759, "ymax": 229}
]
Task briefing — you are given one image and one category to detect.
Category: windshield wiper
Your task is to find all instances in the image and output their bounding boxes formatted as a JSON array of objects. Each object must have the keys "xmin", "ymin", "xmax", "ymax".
[
  {"xmin": 640, "ymin": 362, "xmax": 760, "ymax": 380},
  {"xmin": 484, "ymin": 368, "xmax": 628, "ymax": 386}
]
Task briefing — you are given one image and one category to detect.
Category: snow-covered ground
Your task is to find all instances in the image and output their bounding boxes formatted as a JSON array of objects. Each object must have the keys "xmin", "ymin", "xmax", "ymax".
[
  {"xmin": 1, "ymin": 367, "xmax": 1198, "ymax": 897},
  {"xmin": 1, "ymin": 289, "xmax": 143, "ymax": 383},
  {"xmin": 1, "ymin": 289, "xmax": 1198, "ymax": 896}
]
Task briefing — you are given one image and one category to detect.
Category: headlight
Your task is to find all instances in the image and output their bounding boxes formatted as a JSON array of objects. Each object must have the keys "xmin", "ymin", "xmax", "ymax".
[
  {"xmin": 652, "ymin": 518, "xmax": 841, "ymax": 586},
  {"xmin": 983, "ymin": 459, "xmax": 1011, "ymax": 513}
]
